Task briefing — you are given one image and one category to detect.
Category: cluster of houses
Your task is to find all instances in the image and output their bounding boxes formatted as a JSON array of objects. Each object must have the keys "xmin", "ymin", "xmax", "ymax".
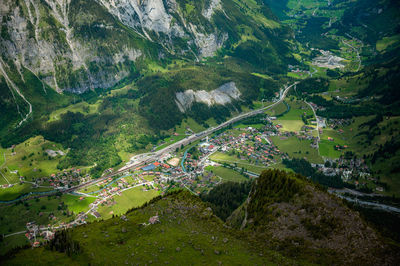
[
  {"xmin": 327, "ymin": 118, "xmax": 353, "ymax": 129},
  {"xmin": 313, "ymin": 156, "xmax": 376, "ymax": 189},
  {"xmin": 47, "ymin": 168, "xmax": 88, "ymax": 189},
  {"xmin": 212, "ymin": 128, "xmax": 282, "ymax": 166},
  {"xmin": 25, "ymin": 222, "xmax": 55, "ymax": 247}
]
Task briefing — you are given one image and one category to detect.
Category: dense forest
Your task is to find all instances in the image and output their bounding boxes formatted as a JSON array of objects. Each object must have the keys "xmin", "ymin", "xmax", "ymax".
[{"xmin": 200, "ymin": 181, "xmax": 252, "ymax": 221}]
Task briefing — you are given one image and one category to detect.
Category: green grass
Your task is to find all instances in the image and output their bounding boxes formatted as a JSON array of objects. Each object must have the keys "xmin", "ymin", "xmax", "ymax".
[
  {"xmin": 278, "ymin": 100, "xmax": 313, "ymax": 120},
  {"xmin": 156, "ymin": 135, "xmax": 187, "ymax": 151},
  {"xmin": 209, "ymin": 152, "xmax": 269, "ymax": 174},
  {"xmin": 274, "ymin": 120, "xmax": 304, "ymax": 132},
  {"xmin": 0, "ymin": 234, "xmax": 29, "ymax": 256},
  {"xmin": 272, "ymin": 100, "xmax": 313, "ymax": 132},
  {"xmin": 0, "ymin": 183, "xmax": 53, "ymax": 201},
  {"xmin": 206, "ymin": 166, "xmax": 248, "ymax": 182},
  {"xmin": 234, "ymin": 123, "xmax": 265, "ymax": 129},
  {"xmin": 97, "ymin": 186, "xmax": 159, "ymax": 219},
  {"xmin": 47, "ymin": 101, "xmax": 100, "ymax": 122},
  {"xmin": 62, "ymin": 194, "xmax": 96, "ymax": 214},
  {"xmin": 265, "ymin": 102, "xmax": 288, "ymax": 116},
  {"xmin": 175, "ymin": 118, "xmax": 205, "ymax": 134},
  {"xmin": 1, "ymin": 136, "xmax": 66, "ymax": 182},
  {"xmin": 251, "ymin": 72, "xmax": 272, "ymax": 80},
  {"xmin": 4, "ymin": 192, "xmax": 287, "ymax": 265},
  {"xmin": 0, "ymin": 147, "xmax": 6, "ymax": 166},
  {"xmin": 267, "ymin": 162, "xmax": 294, "ymax": 173},
  {"xmin": 376, "ymin": 34, "xmax": 400, "ymax": 52},
  {"xmin": 0, "ymin": 195, "xmax": 78, "ymax": 254},
  {"xmin": 270, "ymin": 136, "xmax": 323, "ymax": 164},
  {"xmin": 319, "ymin": 139, "xmax": 343, "ymax": 159},
  {"xmin": 77, "ymin": 184, "xmax": 102, "ymax": 194}
]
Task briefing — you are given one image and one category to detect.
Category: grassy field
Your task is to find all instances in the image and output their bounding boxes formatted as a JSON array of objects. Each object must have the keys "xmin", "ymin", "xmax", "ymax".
[
  {"xmin": 267, "ymin": 162, "xmax": 294, "ymax": 173},
  {"xmin": 251, "ymin": 72, "xmax": 272, "ymax": 80},
  {"xmin": 376, "ymin": 34, "xmax": 400, "ymax": 51},
  {"xmin": 265, "ymin": 101, "xmax": 288, "ymax": 116},
  {"xmin": 0, "ymin": 234, "xmax": 29, "ymax": 256},
  {"xmin": 175, "ymin": 118, "xmax": 205, "ymax": 134},
  {"xmin": 4, "ymin": 192, "xmax": 286, "ymax": 265},
  {"xmin": 318, "ymin": 128, "xmax": 349, "ymax": 158},
  {"xmin": 47, "ymin": 100, "xmax": 100, "ymax": 122},
  {"xmin": 156, "ymin": 135, "xmax": 187, "ymax": 151},
  {"xmin": 0, "ymin": 147, "xmax": 6, "ymax": 166},
  {"xmin": 272, "ymin": 100, "xmax": 313, "ymax": 132},
  {"xmin": 205, "ymin": 166, "xmax": 248, "ymax": 182},
  {"xmin": 0, "ymin": 195, "xmax": 76, "ymax": 254},
  {"xmin": 1, "ymin": 136, "xmax": 66, "ymax": 182},
  {"xmin": 234, "ymin": 123, "xmax": 265, "ymax": 129},
  {"xmin": 209, "ymin": 152, "xmax": 269, "ymax": 174},
  {"xmin": 77, "ymin": 184, "xmax": 102, "ymax": 194},
  {"xmin": 270, "ymin": 136, "xmax": 323, "ymax": 164},
  {"xmin": 319, "ymin": 139, "xmax": 343, "ymax": 158},
  {"xmin": 0, "ymin": 183, "xmax": 53, "ymax": 201},
  {"xmin": 62, "ymin": 194, "xmax": 96, "ymax": 214},
  {"xmin": 97, "ymin": 186, "xmax": 159, "ymax": 219}
]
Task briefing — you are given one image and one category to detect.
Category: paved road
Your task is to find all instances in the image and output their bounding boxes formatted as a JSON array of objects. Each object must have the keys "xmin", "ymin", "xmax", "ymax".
[
  {"xmin": 0, "ymin": 82, "xmax": 298, "ymax": 204},
  {"xmin": 72, "ymin": 82, "xmax": 298, "ymax": 191},
  {"xmin": 304, "ymin": 101, "xmax": 320, "ymax": 154}
]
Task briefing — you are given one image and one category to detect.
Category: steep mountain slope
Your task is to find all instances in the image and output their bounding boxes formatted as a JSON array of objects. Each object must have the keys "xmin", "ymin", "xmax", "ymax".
[
  {"xmin": 2, "ymin": 191, "xmax": 293, "ymax": 265},
  {"xmin": 0, "ymin": 0, "xmax": 292, "ymax": 93},
  {"xmin": 3, "ymin": 171, "xmax": 399, "ymax": 265},
  {"xmin": 0, "ymin": 0, "xmax": 294, "ymax": 137},
  {"xmin": 227, "ymin": 170, "xmax": 399, "ymax": 265}
]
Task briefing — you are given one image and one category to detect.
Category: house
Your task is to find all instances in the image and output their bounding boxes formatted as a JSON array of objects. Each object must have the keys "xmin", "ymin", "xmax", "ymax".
[{"xmin": 92, "ymin": 212, "xmax": 101, "ymax": 218}]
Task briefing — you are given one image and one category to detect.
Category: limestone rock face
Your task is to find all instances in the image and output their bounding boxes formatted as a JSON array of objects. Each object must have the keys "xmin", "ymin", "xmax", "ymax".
[
  {"xmin": 175, "ymin": 82, "xmax": 241, "ymax": 112},
  {"xmin": 98, "ymin": 0, "xmax": 226, "ymax": 57},
  {"xmin": 0, "ymin": 0, "xmax": 143, "ymax": 93},
  {"xmin": 0, "ymin": 0, "xmax": 227, "ymax": 94}
]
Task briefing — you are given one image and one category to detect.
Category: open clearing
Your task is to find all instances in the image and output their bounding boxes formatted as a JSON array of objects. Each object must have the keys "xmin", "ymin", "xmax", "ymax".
[
  {"xmin": 209, "ymin": 152, "xmax": 269, "ymax": 174},
  {"xmin": 62, "ymin": 194, "xmax": 96, "ymax": 214},
  {"xmin": 270, "ymin": 136, "xmax": 323, "ymax": 164},
  {"xmin": 1, "ymin": 136, "xmax": 66, "ymax": 182},
  {"xmin": 97, "ymin": 187, "xmax": 159, "ymax": 219},
  {"xmin": 205, "ymin": 166, "xmax": 248, "ymax": 182}
]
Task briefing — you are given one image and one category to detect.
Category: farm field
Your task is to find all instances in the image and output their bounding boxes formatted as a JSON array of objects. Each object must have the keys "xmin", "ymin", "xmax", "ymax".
[
  {"xmin": 97, "ymin": 186, "xmax": 159, "ymax": 219},
  {"xmin": 175, "ymin": 118, "xmax": 205, "ymax": 134},
  {"xmin": 0, "ymin": 136, "xmax": 67, "ymax": 182},
  {"xmin": 319, "ymin": 139, "xmax": 343, "ymax": 159},
  {"xmin": 0, "ymin": 196, "xmax": 73, "ymax": 244},
  {"xmin": 270, "ymin": 136, "xmax": 323, "ymax": 164},
  {"xmin": 265, "ymin": 101, "xmax": 288, "ymax": 116},
  {"xmin": 376, "ymin": 34, "xmax": 400, "ymax": 51},
  {"xmin": 209, "ymin": 152, "xmax": 269, "ymax": 174},
  {"xmin": 62, "ymin": 194, "xmax": 96, "ymax": 215},
  {"xmin": 273, "ymin": 100, "xmax": 313, "ymax": 132},
  {"xmin": 205, "ymin": 166, "xmax": 248, "ymax": 182}
]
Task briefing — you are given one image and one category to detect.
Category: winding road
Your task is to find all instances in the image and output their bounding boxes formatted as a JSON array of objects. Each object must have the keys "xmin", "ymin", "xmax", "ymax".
[{"xmin": 0, "ymin": 82, "xmax": 298, "ymax": 204}]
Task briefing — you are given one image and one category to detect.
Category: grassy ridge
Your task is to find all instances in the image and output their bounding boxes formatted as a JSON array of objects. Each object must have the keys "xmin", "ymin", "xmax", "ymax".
[{"xmin": 3, "ymin": 191, "xmax": 289, "ymax": 265}]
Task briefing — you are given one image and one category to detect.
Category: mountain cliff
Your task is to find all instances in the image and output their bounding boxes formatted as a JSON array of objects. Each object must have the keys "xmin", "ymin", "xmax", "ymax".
[{"xmin": 0, "ymin": 0, "xmax": 290, "ymax": 94}]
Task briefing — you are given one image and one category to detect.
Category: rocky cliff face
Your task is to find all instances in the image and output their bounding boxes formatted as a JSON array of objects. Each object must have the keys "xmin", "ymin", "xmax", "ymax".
[
  {"xmin": 175, "ymin": 82, "xmax": 241, "ymax": 112},
  {"xmin": 97, "ymin": 0, "xmax": 226, "ymax": 57},
  {"xmin": 0, "ymin": 0, "xmax": 147, "ymax": 94},
  {"xmin": 0, "ymin": 0, "xmax": 229, "ymax": 94}
]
